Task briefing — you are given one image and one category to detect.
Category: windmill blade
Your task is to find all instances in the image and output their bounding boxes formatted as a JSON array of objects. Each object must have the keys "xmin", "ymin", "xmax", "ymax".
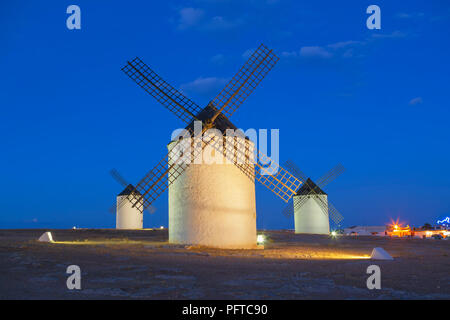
[
  {"xmin": 108, "ymin": 204, "xmax": 115, "ymax": 214},
  {"xmin": 211, "ymin": 44, "xmax": 279, "ymax": 119},
  {"xmin": 282, "ymin": 200, "xmax": 294, "ymax": 218},
  {"xmin": 284, "ymin": 160, "xmax": 308, "ymax": 183},
  {"xmin": 315, "ymin": 163, "xmax": 345, "ymax": 189},
  {"xmin": 122, "ymin": 57, "xmax": 202, "ymax": 124},
  {"xmin": 110, "ymin": 168, "xmax": 129, "ymax": 187},
  {"xmin": 254, "ymin": 150, "xmax": 303, "ymax": 203},
  {"xmin": 327, "ymin": 201, "xmax": 344, "ymax": 227}
]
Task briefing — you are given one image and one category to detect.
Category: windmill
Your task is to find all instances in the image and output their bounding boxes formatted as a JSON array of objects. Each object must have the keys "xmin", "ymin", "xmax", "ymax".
[
  {"xmin": 283, "ymin": 160, "xmax": 345, "ymax": 234},
  {"xmin": 120, "ymin": 44, "xmax": 303, "ymax": 248},
  {"xmin": 109, "ymin": 168, "xmax": 155, "ymax": 229}
]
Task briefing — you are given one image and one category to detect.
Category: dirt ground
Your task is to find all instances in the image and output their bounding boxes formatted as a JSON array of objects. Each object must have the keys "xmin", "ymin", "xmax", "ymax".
[{"xmin": 0, "ymin": 229, "xmax": 449, "ymax": 299}]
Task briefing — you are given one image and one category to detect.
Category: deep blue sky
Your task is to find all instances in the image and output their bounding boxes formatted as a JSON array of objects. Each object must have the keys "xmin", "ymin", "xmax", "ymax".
[{"xmin": 1, "ymin": 1, "xmax": 449, "ymax": 229}]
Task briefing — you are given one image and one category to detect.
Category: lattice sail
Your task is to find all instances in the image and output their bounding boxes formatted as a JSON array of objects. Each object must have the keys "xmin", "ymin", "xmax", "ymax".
[
  {"xmin": 284, "ymin": 160, "xmax": 308, "ymax": 182},
  {"xmin": 327, "ymin": 201, "xmax": 344, "ymax": 227},
  {"xmin": 110, "ymin": 168, "xmax": 128, "ymax": 187},
  {"xmin": 229, "ymin": 134, "xmax": 302, "ymax": 202},
  {"xmin": 122, "ymin": 57, "xmax": 202, "ymax": 124},
  {"xmin": 255, "ymin": 151, "xmax": 302, "ymax": 202},
  {"xmin": 315, "ymin": 164, "xmax": 345, "ymax": 188},
  {"xmin": 282, "ymin": 203, "xmax": 294, "ymax": 218},
  {"xmin": 211, "ymin": 44, "xmax": 279, "ymax": 118}
]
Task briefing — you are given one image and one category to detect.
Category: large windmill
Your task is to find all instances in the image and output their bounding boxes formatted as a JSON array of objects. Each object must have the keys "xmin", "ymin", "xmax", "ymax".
[
  {"xmin": 283, "ymin": 160, "xmax": 345, "ymax": 234},
  {"xmin": 121, "ymin": 44, "xmax": 303, "ymax": 248}
]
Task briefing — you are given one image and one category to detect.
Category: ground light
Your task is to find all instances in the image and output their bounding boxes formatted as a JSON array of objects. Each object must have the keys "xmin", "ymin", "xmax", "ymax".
[
  {"xmin": 257, "ymin": 234, "xmax": 265, "ymax": 244},
  {"xmin": 330, "ymin": 231, "xmax": 337, "ymax": 237}
]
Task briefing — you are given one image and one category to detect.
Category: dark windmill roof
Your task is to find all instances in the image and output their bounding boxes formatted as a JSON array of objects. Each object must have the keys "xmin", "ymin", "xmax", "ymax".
[
  {"xmin": 185, "ymin": 103, "xmax": 239, "ymax": 134},
  {"xmin": 118, "ymin": 184, "xmax": 141, "ymax": 196},
  {"xmin": 296, "ymin": 178, "xmax": 327, "ymax": 196}
]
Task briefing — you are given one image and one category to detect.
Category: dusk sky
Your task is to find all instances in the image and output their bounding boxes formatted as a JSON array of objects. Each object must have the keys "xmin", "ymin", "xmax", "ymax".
[{"xmin": 1, "ymin": 0, "xmax": 449, "ymax": 229}]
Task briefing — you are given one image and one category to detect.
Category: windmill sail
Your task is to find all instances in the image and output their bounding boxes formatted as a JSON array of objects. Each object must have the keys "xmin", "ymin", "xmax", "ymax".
[
  {"xmin": 211, "ymin": 44, "xmax": 279, "ymax": 119},
  {"xmin": 315, "ymin": 163, "xmax": 345, "ymax": 188},
  {"xmin": 122, "ymin": 57, "xmax": 202, "ymax": 124}
]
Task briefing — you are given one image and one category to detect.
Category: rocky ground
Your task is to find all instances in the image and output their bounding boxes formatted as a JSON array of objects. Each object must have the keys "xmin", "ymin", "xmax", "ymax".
[{"xmin": 0, "ymin": 229, "xmax": 449, "ymax": 299}]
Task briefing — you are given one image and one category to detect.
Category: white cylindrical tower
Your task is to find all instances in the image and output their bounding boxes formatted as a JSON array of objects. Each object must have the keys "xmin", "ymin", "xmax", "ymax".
[
  {"xmin": 294, "ymin": 178, "xmax": 330, "ymax": 235},
  {"xmin": 167, "ymin": 135, "xmax": 257, "ymax": 249},
  {"xmin": 116, "ymin": 185, "xmax": 144, "ymax": 229}
]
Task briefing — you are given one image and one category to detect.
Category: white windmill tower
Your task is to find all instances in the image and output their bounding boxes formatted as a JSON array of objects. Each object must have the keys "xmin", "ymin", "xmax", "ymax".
[
  {"xmin": 293, "ymin": 179, "xmax": 329, "ymax": 234},
  {"xmin": 167, "ymin": 107, "xmax": 257, "ymax": 248},
  {"xmin": 283, "ymin": 161, "xmax": 345, "ymax": 234},
  {"xmin": 120, "ymin": 44, "xmax": 303, "ymax": 248},
  {"xmin": 116, "ymin": 184, "xmax": 144, "ymax": 230}
]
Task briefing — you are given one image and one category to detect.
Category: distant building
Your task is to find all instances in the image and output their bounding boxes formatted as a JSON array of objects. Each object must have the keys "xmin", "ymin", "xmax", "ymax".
[
  {"xmin": 343, "ymin": 224, "xmax": 449, "ymax": 239},
  {"xmin": 386, "ymin": 225, "xmax": 411, "ymax": 237},
  {"xmin": 411, "ymin": 229, "xmax": 449, "ymax": 239},
  {"xmin": 344, "ymin": 226, "xmax": 387, "ymax": 236}
]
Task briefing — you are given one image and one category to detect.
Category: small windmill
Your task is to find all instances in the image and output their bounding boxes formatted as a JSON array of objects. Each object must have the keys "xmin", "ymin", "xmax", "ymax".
[
  {"xmin": 283, "ymin": 160, "xmax": 345, "ymax": 234},
  {"xmin": 109, "ymin": 168, "xmax": 155, "ymax": 229},
  {"xmin": 120, "ymin": 44, "xmax": 303, "ymax": 248}
]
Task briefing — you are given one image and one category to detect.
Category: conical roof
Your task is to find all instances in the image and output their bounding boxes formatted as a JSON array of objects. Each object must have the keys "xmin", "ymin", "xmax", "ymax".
[
  {"xmin": 118, "ymin": 184, "xmax": 141, "ymax": 196},
  {"xmin": 185, "ymin": 103, "xmax": 238, "ymax": 134},
  {"xmin": 296, "ymin": 178, "xmax": 327, "ymax": 196}
]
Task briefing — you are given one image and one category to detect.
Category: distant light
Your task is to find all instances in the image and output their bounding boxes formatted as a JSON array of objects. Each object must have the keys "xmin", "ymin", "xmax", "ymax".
[
  {"xmin": 72, "ymin": 226, "xmax": 77, "ymax": 230},
  {"xmin": 426, "ymin": 231, "xmax": 432, "ymax": 236},
  {"xmin": 160, "ymin": 226, "xmax": 164, "ymax": 229},
  {"xmin": 257, "ymin": 234, "xmax": 265, "ymax": 244},
  {"xmin": 437, "ymin": 217, "xmax": 450, "ymax": 225},
  {"xmin": 331, "ymin": 231, "xmax": 337, "ymax": 237}
]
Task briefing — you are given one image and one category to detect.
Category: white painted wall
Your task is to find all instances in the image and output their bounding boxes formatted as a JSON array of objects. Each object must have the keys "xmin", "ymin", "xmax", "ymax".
[
  {"xmin": 344, "ymin": 226, "xmax": 387, "ymax": 235},
  {"xmin": 294, "ymin": 194, "xmax": 330, "ymax": 234},
  {"xmin": 167, "ymin": 137, "xmax": 257, "ymax": 249},
  {"xmin": 116, "ymin": 195, "xmax": 143, "ymax": 229}
]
